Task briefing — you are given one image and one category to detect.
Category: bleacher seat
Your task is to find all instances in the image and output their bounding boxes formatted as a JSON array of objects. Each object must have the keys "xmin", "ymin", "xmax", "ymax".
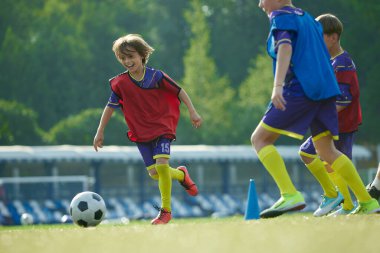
[{"xmin": 1, "ymin": 186, "xmax": 330, "ymax": 225}]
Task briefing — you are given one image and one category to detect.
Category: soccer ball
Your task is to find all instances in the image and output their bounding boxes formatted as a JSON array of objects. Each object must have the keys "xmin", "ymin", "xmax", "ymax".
[
  {"xmin": 20, "ymin": 213, "xmax": 34, "ymax": 225},
  {"xmin": 69, "ymin": 191, "xmax": 106, "ymax": 227}
]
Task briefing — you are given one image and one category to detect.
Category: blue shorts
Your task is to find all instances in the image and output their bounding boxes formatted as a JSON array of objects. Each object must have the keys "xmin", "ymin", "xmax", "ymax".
[
  {"xmin": 136, "ymin": 137, "xmax": 172, "ymax": 167},
  {"xmin": 261, "ymin": 95, "xmax": 339, "ymax": 141},
  {"xmin": 299, "ymin": 132, "xmax": 355, "ymax": 159}
]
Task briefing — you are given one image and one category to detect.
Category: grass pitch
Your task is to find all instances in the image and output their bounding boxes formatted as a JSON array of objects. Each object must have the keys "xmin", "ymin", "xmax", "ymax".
[{"xmin": 1, "ymin": 213, "xmax": 379, "ymax": 253}]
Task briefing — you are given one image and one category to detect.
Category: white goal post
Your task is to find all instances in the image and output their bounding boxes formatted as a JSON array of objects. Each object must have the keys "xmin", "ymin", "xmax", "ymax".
[{"xmin": 0, "ymin": 175, "xmax": 95, "ymax": 192}]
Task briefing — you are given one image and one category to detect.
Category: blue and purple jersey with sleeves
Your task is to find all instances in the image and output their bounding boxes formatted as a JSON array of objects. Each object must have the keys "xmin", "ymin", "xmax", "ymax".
[{"xmin": 267, "ymin": 5, "xmax": 340, "ymax": 100}]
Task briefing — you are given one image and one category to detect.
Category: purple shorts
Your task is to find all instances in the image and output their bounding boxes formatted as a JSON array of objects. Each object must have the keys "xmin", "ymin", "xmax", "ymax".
[
  {"xmin": 261, "ymin": 95, "xmax": 339, "ymax": 140},
  {"xmin": 299, "ymin": 132, "xmax": 354, "ymax": 159},
  {"xmin": 136, "ymin": 137, "xmax": 172, "ymax": 167}
]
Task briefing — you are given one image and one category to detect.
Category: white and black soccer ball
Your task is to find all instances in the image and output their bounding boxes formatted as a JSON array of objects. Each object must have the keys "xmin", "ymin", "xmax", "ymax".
[
  {"xmin": 20, "ymin": 213, "xmax": 34, "ymax": 225},
  {"xmin": 69, "ymin": 191, "xmax": 106, "ymax": 227}
]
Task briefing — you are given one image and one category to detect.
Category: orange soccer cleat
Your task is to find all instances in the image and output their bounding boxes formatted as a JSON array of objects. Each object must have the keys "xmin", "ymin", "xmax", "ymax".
[
  {"xmin": 151, "ymin": 207, "xmax": 172, "ymax": 225},
  {"xmin": 177, "ymin": 166, "xmax": 198, "ymax": 196}
]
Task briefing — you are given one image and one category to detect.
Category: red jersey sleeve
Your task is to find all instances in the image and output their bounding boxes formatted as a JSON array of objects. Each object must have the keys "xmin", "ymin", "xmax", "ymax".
[{"xmin": 160, "ymin": 72, "xmax": 181, "ymax": 96}]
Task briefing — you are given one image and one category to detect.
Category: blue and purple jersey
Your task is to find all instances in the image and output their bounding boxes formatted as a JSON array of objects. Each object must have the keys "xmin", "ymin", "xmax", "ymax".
[
  {"xmin": 267, "ymin": 6, "xmax": 340, "ymax": 100},
  {"xmin": 260, "ymin": 6, "xmax": 340, "ymax": 140}
]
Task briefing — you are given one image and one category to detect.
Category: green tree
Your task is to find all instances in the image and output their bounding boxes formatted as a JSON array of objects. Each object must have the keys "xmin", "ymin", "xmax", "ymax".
[
  {"xmin": 46, "ymin": 108, "xmax": 128, "ymax": 145},
  {"xmin": 179, "ymin": 0, "xmax": 235, "ymax": 144},
  {"xmin": 232, "ymin": 51, "xmax": 273, "ymax": 143},
  {"xmin": 202, "ymin": 0, "xmax": 267, "ymax": 87},
  {"xmin": 0, "ymin": 100, "xmax": 44, "ymax": 145}
]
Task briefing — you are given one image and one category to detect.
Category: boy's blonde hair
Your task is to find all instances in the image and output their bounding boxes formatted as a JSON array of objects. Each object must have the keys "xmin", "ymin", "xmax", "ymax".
[
  {"xmin": 316, "ymin": 14, "xmax": 343, "ymax": 38},
  {"xmin": 112, "ymin": 34, "xmax": 154, "ymax": 64}
]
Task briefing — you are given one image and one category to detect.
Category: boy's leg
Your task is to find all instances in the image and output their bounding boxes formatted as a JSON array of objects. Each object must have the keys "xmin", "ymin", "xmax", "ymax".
[
  {"xmin": 155, "ymin": 160, "xmax": 172, "ymax": 211},
  {"xmin": 327, "ymin": 169, "xmax": 355, "ymax": 213},
  {"xmin": 140, "ymin": 138, "xmax": 196, "ymax": 197},
  {"xmin": 152, "ymin": 159, "xmax": 172, "ymax": 225},
  {"xmin": 299, "ymin": 138, "xmax": 342, "ymax": 216},
  {"xmin": 146, "ymin": 165, "xmax": 184, "ymax": 181},
  {"xmin": 314, "ymin": 135, "xmax": 380, "ymax": 214},
  {"xmin": 299, "ymin": 137, "xmax": 337, "ymax": 198},
  {"xmin": 152, "ymin": 138, "xmax": 173, "ymax": 212},
  {"xmin": 252, "ymin": 125, "xmax": 305, "ymax": 218},
  {"xmin": 326, "ymin": 134, "xmax": 355, "ymax": 212},
  {"xmin": 137, "ymin": 140, "xmax": 185, "ymax": 182},
  {"xmin": 252, "ymin": 125, "xmax": 297, "ymax": 195}
]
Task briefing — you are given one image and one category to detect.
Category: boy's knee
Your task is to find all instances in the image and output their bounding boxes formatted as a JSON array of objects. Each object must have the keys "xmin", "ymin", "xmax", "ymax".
[
  {"xmin": 298, "ymin": 147, "xmax": 313, "ymax": 164},
  {"xmin": 251, "ymin": 131, "xmax": 267, "ymax": 152},
  {"xmin": 250, "ymin": 131, "xmax": 258, "ymax": 146},
  {"xmin": 299, "ymin": 154, "xmax": 314, "ymax": 164},
  {"xmin": 147, "ymin": 166, "xmax": 159, "ymax": 180}
]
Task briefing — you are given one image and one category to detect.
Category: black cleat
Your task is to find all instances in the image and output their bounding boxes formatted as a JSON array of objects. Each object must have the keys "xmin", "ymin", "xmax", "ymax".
[{"xmin": 367, "ymin": 184, "xmax": 380, "ymax": 201}]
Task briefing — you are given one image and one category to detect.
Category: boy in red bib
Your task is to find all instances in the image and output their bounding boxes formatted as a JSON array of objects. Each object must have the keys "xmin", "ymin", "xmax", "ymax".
[{"xmin": 93, "ymin": 34, "xmax": 202, "ymax": 224}]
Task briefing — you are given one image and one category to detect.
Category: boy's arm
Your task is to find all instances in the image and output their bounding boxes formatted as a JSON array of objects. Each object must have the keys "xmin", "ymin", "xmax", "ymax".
[
  {"xmin": 272, "ymin": 43, "xmax": 292, "ymax": 111},
  {"xmin": 93, "ymin": 106, "xmax": 115, "ymax": 151},
  {"xmin": 178, "ymin": 89, "xmax": 202, "ymax": 128}
]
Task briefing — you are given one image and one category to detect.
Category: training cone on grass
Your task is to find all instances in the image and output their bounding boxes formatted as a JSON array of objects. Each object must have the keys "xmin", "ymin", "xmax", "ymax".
[{"xmin": 244, "ymin": 179, "xmax": 260, "ymax": 220}]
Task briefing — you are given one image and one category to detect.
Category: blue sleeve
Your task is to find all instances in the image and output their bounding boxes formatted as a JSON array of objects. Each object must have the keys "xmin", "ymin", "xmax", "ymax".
[
  {"xmin": 107, "ymin": 91, "xmax": 121, "ymax": 108},
  {"xmin": 336, "ymin": 84, "xmax": 352, "ymax": 107}
]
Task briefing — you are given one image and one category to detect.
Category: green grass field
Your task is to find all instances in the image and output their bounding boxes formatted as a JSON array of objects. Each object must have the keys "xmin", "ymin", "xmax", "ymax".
[{"xmin": 1, "ymin": 214, "xmax": 379, "ymax": 253}]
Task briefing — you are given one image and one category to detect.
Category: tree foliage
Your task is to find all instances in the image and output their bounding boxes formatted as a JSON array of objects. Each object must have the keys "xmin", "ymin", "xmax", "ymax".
[
  {"xmin": 46, "ymin": 108, "xmax": 127, "ymax": 145},
  {"xmin": 179, "ymin": 0, "xmax": 235, "ymax": 145},
  {"xmin": 0, "ymin": 100, "xmax": 44, "ymax": 145},
  {"xmin": 1, "ymin": 0, "xmax": 380, "ymax": 145}
]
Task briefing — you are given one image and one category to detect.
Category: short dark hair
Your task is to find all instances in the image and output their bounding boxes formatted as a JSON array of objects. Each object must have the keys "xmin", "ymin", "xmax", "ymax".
[{"xmin": 316, "ymin": 14, "xmax": 343, "ymax": 38}]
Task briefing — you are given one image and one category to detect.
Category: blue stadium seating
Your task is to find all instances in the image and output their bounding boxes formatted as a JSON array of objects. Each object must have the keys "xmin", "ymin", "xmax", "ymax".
[{"xmin": 0, "ymin": 189, "xmax": 330, "ymax": 225}]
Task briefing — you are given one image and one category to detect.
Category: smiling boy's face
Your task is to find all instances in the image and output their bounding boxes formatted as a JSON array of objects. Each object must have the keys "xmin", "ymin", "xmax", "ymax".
[{"xmin": 117, "ymin": 46, "xmax": 144, "ymax": 73}]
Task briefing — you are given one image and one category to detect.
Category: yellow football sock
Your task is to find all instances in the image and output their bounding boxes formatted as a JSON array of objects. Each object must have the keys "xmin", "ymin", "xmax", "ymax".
[
  {"xmin": 258, "ymin": 145, "xmax": 297, "ymax": 195},
  {"xmin": 328, "ymin": 170, "xmax": 354, "ymax": 210},
  {"xmin": 156, "ymin": 164, "xmax": 172, "ymax": 211},
  {"xmin": 305, "ymin": 158, "xmax": 336, "ymax": 198},
  {"xmin": 146, "ymin": 166, "xmax": 184, "ymax": 181},
  {"xmin": 170, "ymin": 167, "xmax": 184, "ymax": 181},
  {"xmin": 331, "ymin": 155, "xmax": 371, "ymax": 203}
]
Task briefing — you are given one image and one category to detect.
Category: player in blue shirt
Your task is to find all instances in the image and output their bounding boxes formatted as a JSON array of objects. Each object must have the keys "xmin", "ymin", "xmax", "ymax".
[{"xmin": 251, "ymin": 0, "xmax": 380, "ymax": 218}]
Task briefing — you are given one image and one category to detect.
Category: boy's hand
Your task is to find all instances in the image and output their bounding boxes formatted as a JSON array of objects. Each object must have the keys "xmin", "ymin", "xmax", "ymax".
[
  {"xmin": 271, "ymin": 86, "xmax": 286, "ymax": 111},
  {"xmin": 93, "ymin": 132, "xmax": 104, "ymax": 152},
  {"xmin": 190, "ymin": 111, "xmax": 202, "ymax": 128}
]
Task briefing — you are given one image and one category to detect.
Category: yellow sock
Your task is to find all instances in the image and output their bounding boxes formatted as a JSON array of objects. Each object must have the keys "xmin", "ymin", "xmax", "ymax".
[
  {"xmin": 146, "ymin": 166, "xmax": 184, "ymax": 181},
  {"xmin": 170, "ymin": 167, "xmax": 184, "ymax": 181},
  {"xmin": 156, "ymin": 164, "xmax": 172, "ymax": 211},
  {"xmin": 328, "ymin": 171, "xmax": 354, "ymax": 210},
  {"xmin": 257, "ymin": 145, "xmax": 297, "ymax": 195},
  {"xmin": 305, "ymin": 158, "xmax": 336, "ymax": 198},
  {"xmin": 331, "ymin": 155, "xmax": 371, "ymax": 203}
]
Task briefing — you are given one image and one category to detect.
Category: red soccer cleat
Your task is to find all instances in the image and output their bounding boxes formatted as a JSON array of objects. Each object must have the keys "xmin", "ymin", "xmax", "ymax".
[
  {"xmin": 151, "ymin": 207, "xmax": 172, "ymax": 225},
  {"xmin": 177, "ymin": 166, "xmax": 198, "ymax": 196}
]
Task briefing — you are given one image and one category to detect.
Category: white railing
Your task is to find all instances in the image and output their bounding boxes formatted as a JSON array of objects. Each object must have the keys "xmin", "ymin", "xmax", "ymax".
[{"xmin": 0, "ymin": 176, "xmax": 95, "ymax": 199}]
